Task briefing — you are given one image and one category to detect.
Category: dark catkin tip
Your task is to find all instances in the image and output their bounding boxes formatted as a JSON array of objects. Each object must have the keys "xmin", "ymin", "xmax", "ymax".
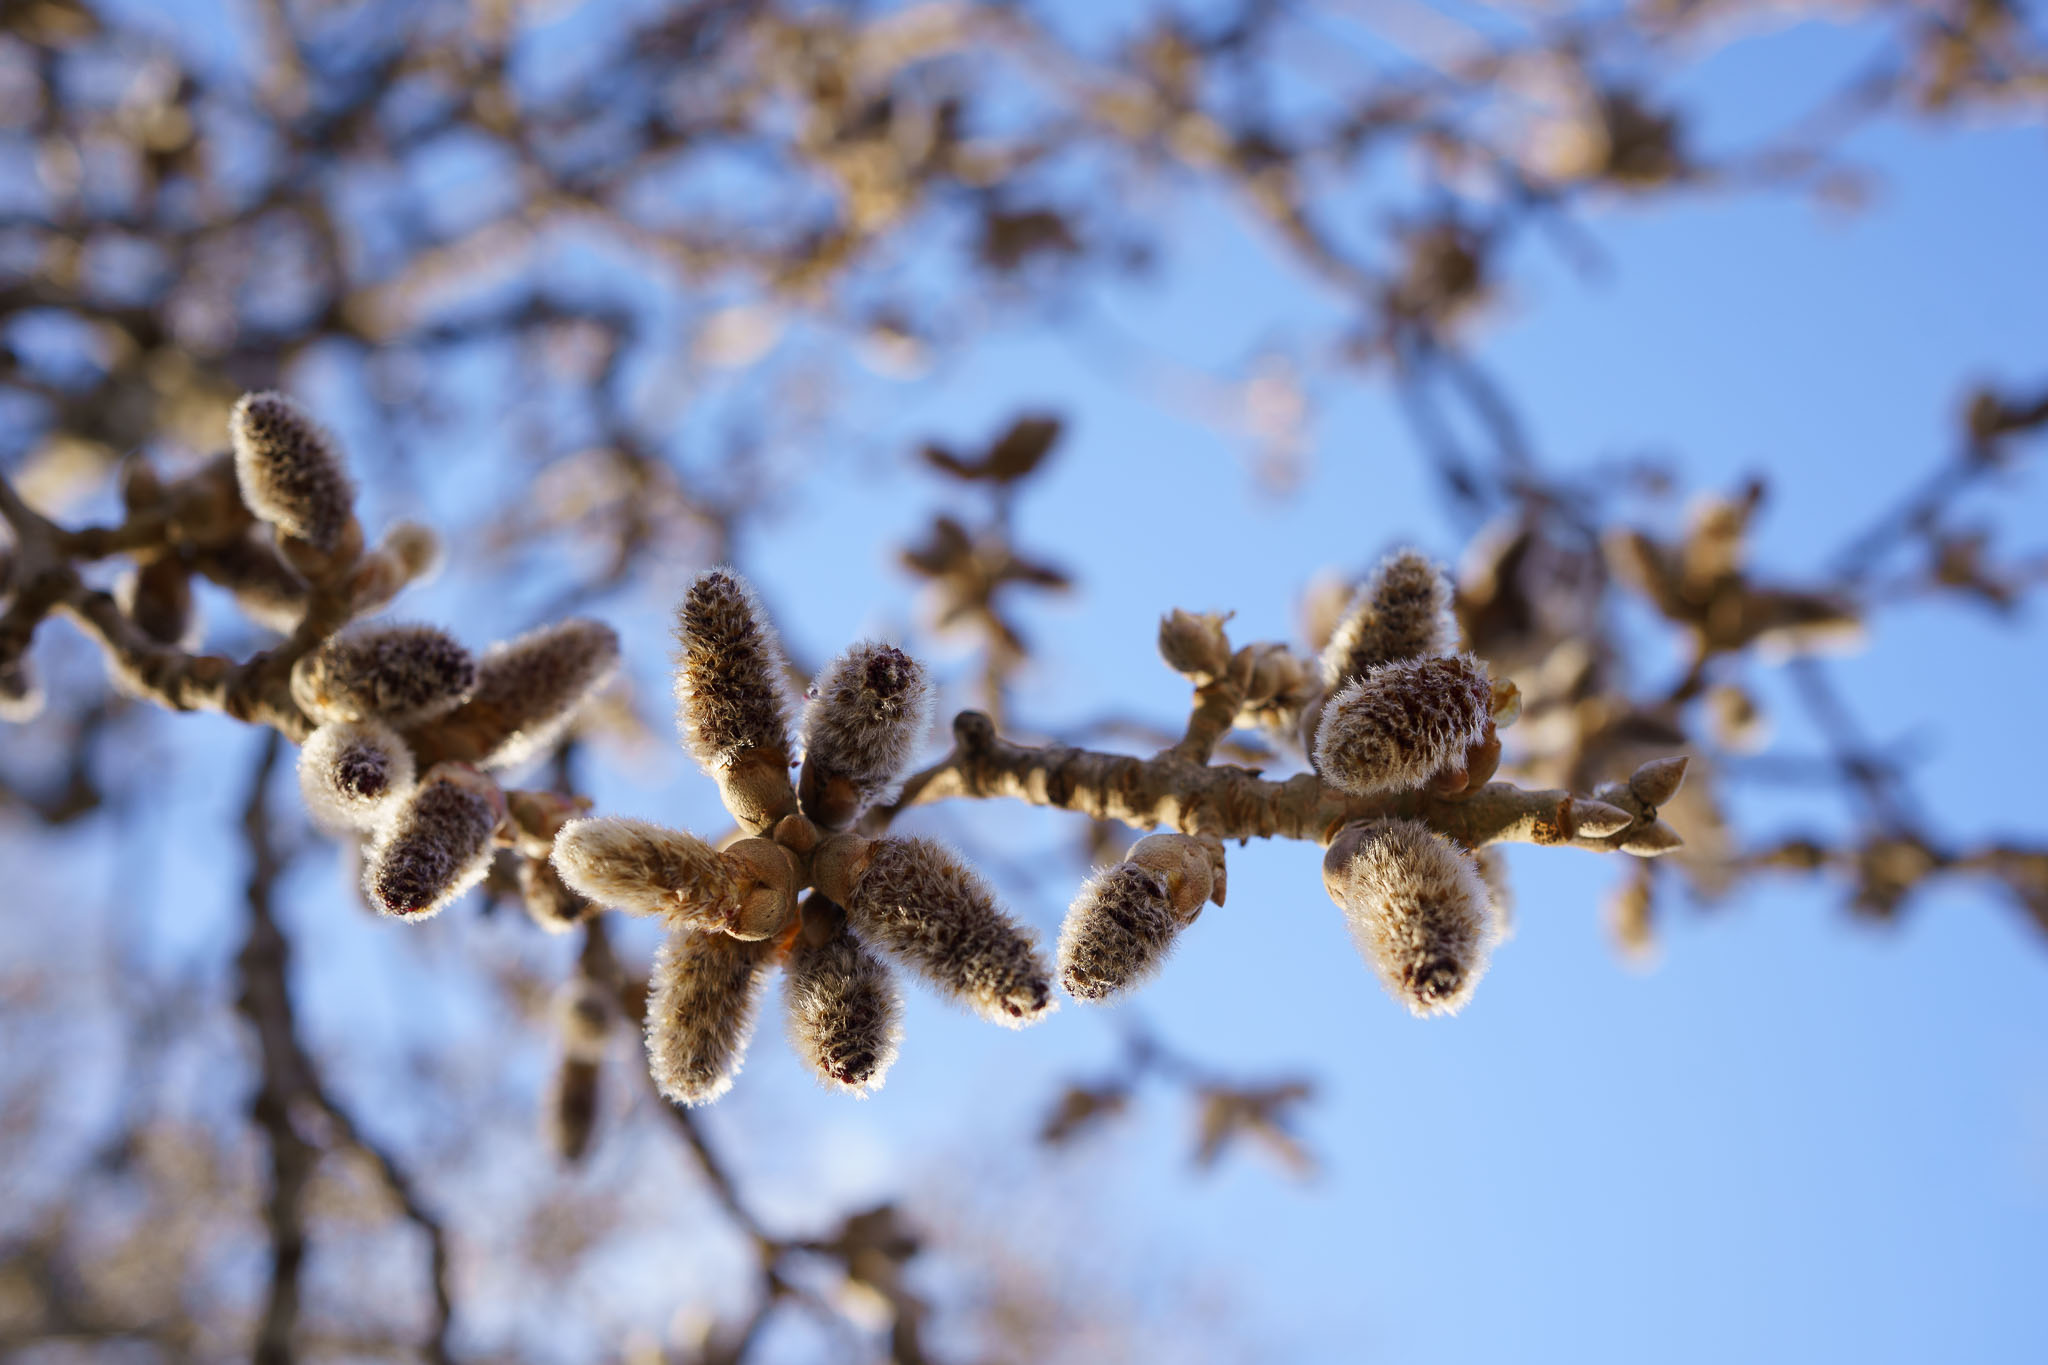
[
  {"xmin": 364, "ymin": 768, "xmax": 501, "ymax": 918},
  {"xmin": 785, "ymin": 917, "xmax": 904, "ymax": 1097},
  {"xmin": 297, "ymin": 719, "xmax": 416, "ymax": 831},
  {"xmin": 229, "ymin": 391, "xmax": 354, "ymax": 550}
]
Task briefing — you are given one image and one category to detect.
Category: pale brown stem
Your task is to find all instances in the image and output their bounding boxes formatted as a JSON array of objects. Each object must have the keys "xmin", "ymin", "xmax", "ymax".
[{"xmin": 898, "ymin": 710, "xmax": 1660, "ymax": 853}]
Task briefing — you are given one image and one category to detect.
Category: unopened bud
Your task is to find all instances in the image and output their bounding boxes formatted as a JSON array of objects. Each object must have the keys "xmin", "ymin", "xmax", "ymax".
[
  {"xmin": 229, "ymin": 391, "xmax": 355, "ymax": 552},
  {"xmin": 292, "ymin": 624, "xmax": 477, "ymax": 727},
  {"xmin": 114, "ymin": 556, "xmax": 196, "ymax": 648},
  {"xmin": 1572, "ymin": 799, "xmax": 1635, "ymax": 839},
  {"xmin": 362, "ymin": 764, "xmax": 503, "ymax": 918},
  {"xmin": 1323, "ymin": 819, "xmax": 1496, "ymax": 1017},
  {"xmin": 1314, "ymin": 653, "xmax": 1493, "ymax": 796},
  {"xmin": 645, "ymin": 929, "xmax": 776, "ymax": 1107},
  {"xmin": 1320, "ymin": 548, "xmax": 1456, "ymax": 688},
  {"xmin": 1158, "ymin": 609, "xmax": 1233, "ymax": 682},
  {"xmin": 845, "ymin": 837, "xmax": 1054, "ymax": 1028},
  {"xmin": 1627, "ymin": 756, "xmax": 1689, "ymax": 809},
  {"xmin": 785, "ymin": 897, "xmax": 903, "ymax": 1096},
  {"xmin": 798, "ymin": 641, "xmax": 934, "ymax": 829},
  {"xmin": 1619, "ymin": 821, "xmax": 1684, "ymax": 857}
]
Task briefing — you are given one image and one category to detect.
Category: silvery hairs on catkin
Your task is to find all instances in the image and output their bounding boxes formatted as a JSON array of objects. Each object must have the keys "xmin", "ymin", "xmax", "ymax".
[
  {"xmin": 1320, "ymin": 547, "xmax": 1457, "ymax": 688},
  {"xmin": 1322, "ymin": 819, "xmax": 1497, "ymax": 1017},
  {"xmin": 674, "ymin": 568, "xmax": 794, "ymax": 773},
  {"xmin": 645, "ymin": 930, "xmax": 777, "ymax": 1107},
  {"xmin": 228, "ymin": 391, "xmax": 355, "ymax": 552},
  {"xmin": 1314, "ymin": 652, "xmax": 1492, "ymax": 796}
]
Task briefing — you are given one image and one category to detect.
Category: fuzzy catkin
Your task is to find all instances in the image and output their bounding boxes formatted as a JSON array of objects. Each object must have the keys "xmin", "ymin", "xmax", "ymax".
[
  {"xmin": 1314, "ymin": 652, "xmax": 1492, "ymax": 796},
  {"xmin": 1320, "ymin": 548, "xmax": 1456, "ymax": 688},
  {"xmin": 1057, "ymin": 862, "xmax": 1181, "ymax": 1002},
  {"xmin": 363, "ymin": 767, "xmax": 501, "ymax": 918},
  {"xmin": 645, "ymin": 930, "xmax": 776, "ymax": 1107},
  {"xmin": 785, "ymin": 915, "xmax": 904, "ymax": 1096},
  {"xmin": 550, "ymin": 817, "xmax": 737, "ymax": 927},
  {"xmin": 519, "ymin": 854, "xmax": 589, "ymax": 933},
  {"xmin": 674, "ymin": 568, "xmax": 792, "ymax": 774},
  {"xmin": 193, "ymin": 530, "xmax": 309, "ymax": 632},
  {"xmin": 292, "ymin": 624, "xmax": 477, "ymax": 727},
  {"xmin": 1323, "ymin": 819, "xmax": 1495, "ymax": 1016},
  {"xmin": 798, "ymin": 641, "xmax": 934, "ymax": 827},
  {"xmin": 454, "ymin": 619, "xmax": 620, "ymax": 770},
  {"xmin": 298, "ymin": 719, "xmax": 416, "ymax": 831},
  {"xmin": 228, "ymin": 391, "xmax": 354, "ymax": 550},
  {"xmin": 845, "ymin": 837, "xmax": 1054, "ymax": 1028}
]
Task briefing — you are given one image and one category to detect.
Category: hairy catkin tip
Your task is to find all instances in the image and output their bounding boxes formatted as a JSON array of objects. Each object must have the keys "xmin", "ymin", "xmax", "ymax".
[
  {"xmin": 1058, "ymin": 862, "xmax": 1180, "ymax": 1002},
  {"xmin": 785, "ymin": 919, "xmax": 904, "ymax": 1096},
  {"xmin": 1315, "ymin": 653, "xmax": 1492, "ymax": 796},
  {"xmin": 458, "ymin": 618, "xmax": 621, "ymax": 770},
  {"xmin": 645, "ymin": 930, "xmax": 775, "ymax": 1107},
  {"xmin": 674, "ymin": 568, "xmax": 793, "ymax": 776},
  {"xmin": 846, "ymin": 837, "xmax": 1055, "ymax": 1028},
  {"xmin": 363, "ymin": 765, "xmax": 502, "ymax": 919},
  {"xmin": 798, "ymin": 641, "xmax": 934, "ymax": 828},
  {"xmin": 298, "ymin": 719, "xmax": 416, "ymax": 831},
  {"xmin": 1320, "ymin": 548, "xmax": 1456, "ymax": 688},
  {"xmin": 228, "ymin": 391, "xmax": 354, "ymax": 550},
  {"xmin": 550, "ymin": 817, "xmax": 737, "ymax": 927},
  {"xmin": 292, "ymin": 624, "xmax": 477, "ymax": 727},
  {"xmin": 1323, "ymin": 819, "xmax": 1495, "ymax": 1017}
]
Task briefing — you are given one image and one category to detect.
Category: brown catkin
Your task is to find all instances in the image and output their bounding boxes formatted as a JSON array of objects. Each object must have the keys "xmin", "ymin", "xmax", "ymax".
[
  {"xmin": 1320, "ymin": 548, "xmax": 1456, "ymax": 688},
  {"xmin": 297, "ymin": 719, "xmax": 416, "ymax": 831},
  {"xmin": 116, "ymin": 556, "xmax": 196, "ymax": 648},
  {"xmin": 845, "ymin": 837, "xmax": 1054, "ymax": 1028},
  {"xmin": 228, "ymin": 391, "xmax": 354, "ymax": 550},
  {"xmin": 785, "ymin": 910, "xmax": 904, "ymax": 1096},
  {"xmin": 798, "ymin": 641, "xmax": 934, "ymax": 828},
  {"xmin": 519, "ymin": 854, "xmax": 589, "ymax": 933},
  {"xmin": 674, "ymin": 568, "xmax": 793, "ymax": 774},
  {"xmin": 645, "ymin": 929, "xmax": 776, "ymax": 1106},
  {"xmin": 544, "ymin": 1056, "xmax": 601, "ymax": 1163},
  {"xmin": 1057, "ymin": 862, "xmax": 1181, "ymax": 1002},
  {"xmin": 549, "ymin": 817, "xmax": 738, "ymax": 927},
  {"xmin": 1323, "ymin": 819, "xmax": 1496, "ymax": 1016},
  {"xmin": 1314, "ymin": 652, "xmax": 1492, "ymax": 796},
  {"xmin": 292, "ymin": 624, "xmax": 478, "ymax": 727},
  {"xmin": 192, "ymin": 529, "xmax": 310, "ymax": 632},
  {"xmin": 454, "ymin": 619, "xmax": 620, "ymax": 770},
  {"xmin": 363, "ymin": 766, "xmax": 501, "ymax": 918}
]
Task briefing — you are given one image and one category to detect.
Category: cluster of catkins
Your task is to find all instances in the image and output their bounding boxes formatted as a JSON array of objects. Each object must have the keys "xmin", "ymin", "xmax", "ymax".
[
  {"xmin": 221, "ymin": 392, "xmax": 622, "ymax": 919},
  {"xmin": 1067, "ymin": 550, "xmax": 1521, "ymax": 1018},
  {"xmin": 550, "ymin": 569, "xmax": 1057, "ymax": 1105}
]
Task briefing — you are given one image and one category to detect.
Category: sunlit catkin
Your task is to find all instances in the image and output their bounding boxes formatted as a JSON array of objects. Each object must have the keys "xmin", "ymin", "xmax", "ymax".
[
  {"xmin": 785, "ymin": 899, "xmax": 903, "ymax": 1096},
  {"xmin": 292, "ymin": 624, "xmax": 477, "ymax": 727},
  {"xmin": 844, "ymin": 837, "xmax": 1054, "ymax": 1028},
  {"xmin": 363, "ymin": 765, "xmax": 502, "ymax": 918},
  {"xmin": 1314, "ymin": 653, "xmax": 1492, "ymax": 795},
  {"xmin": 1320, "ymin": 548, "xmax": 1456, "ymax": 688},
  {"xmin": 1322, "ymin": 819, "xmax": 1495, "ymax": 1016},
  {"xmin": 297, "ymin": 719, "xmax": 416, "ymax": 831},
  {"xmin": 448, "ymin": 618, "xmax": 620, "ymax": 770},
  {"xmin": 228, "ymin": 391, "xmax": 355, "ymax": 551},
  {"xmin": 645, "ymin": 929, "xmax": 776, "ymax": 1107},
  {"xmin": 798, "ymin": 641, "xmax": 934, "ymax": 828},
  {"xmin": 1058, "ymin": 862, "xmax": 1180, "ymax": 1002},
  {"xmin": 674, "ymin": 569, "xmax": 794, "ymax": 825},
  {"xmin": 550, "ymin": 816, "xmax": 738, "ymax": 928}
]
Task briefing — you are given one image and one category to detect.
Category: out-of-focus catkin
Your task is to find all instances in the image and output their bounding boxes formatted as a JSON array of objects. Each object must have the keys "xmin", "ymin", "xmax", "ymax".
[
  {"xmin": 1320, "ymin": 548, "xmax": 1456, "ymax": 688},
  {"xmin": 1323, "ymin": 819, "xmax": 1496, "ymax": 1016},
  {"xmin": 798, "ymin": 641, "xmax": 933, "ymax": 828},
  {"xmin": 1315, "ymin": 653, "xmax": 1492, "ymax": 795},
  {"xmin": 298, "ymin": 719, "xmax": 416, "ymax": 831},
  {"xmin": 228, "ymin": 391, "xmax": 355, "ymax": 551},
  {"xmin": 550, "ymin": 817, "xmax": 738, "ymax": 928},
  {"xmin": 785, "ymin": 899, "xmax": 903, "ymax": 1096},
  {"xmin": 363, "ymin": 765, "xmax": 502, "ymax": 918},
  {"xmin": 673, "ymin": 568, "xmax": 794, "ymax": 825},
  {"xmin": 645, "ymin": 930, "xmax": 776, "ymax": 1107},
  {"xmin": 519, "ymin": 854, "xmax": 589, "ymax": 933},
  {"xmin": 447, "ymin": 618, "xmax": 620, "ymax": 770},
  {"xmin": 844, "ymin": 837, "xmax": 1054, "ymax": 1028},
  {"xmin": 1058, "ymin": 862, "xmax": 1180, "ymax": 1002},
  {"xmin": 292, "ymin": 624, "xmax": 477, "ymax": 727}
]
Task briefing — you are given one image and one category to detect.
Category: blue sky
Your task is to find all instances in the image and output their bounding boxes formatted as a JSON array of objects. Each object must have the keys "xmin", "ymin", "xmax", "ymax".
[{"xmin": 4, "ymin": 3, "xmax": 2047, "ymax": 1361}]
